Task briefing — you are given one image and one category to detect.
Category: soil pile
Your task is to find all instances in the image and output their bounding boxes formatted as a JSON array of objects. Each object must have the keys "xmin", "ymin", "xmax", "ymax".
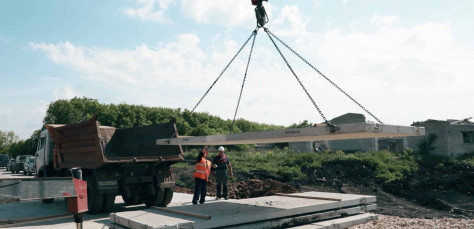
[
  {"xmin": 383, "ymin": 162, "xmax": 473, "ymax": 218},
  {"xmin": 174, "ymin": 178, "xmax": 298, "ymax": 199},
  {"xmin": 304, "ymin": 159, "xmax": 474, "ymax": 218},
  {"xmin": 229, "ymin": 178, "xmax": 298, "ymax": 199}
]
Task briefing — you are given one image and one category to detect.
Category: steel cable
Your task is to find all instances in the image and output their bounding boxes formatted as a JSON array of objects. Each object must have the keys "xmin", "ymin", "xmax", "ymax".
[{"xmin": 267, "ymin": 30, "xmax": 383, "ymax": 124}]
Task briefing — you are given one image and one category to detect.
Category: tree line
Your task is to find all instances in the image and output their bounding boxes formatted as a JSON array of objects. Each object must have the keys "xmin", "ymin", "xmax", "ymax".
[{"xmin": 3, "ymin": 97, "xmax": 300, "ymax": 158}]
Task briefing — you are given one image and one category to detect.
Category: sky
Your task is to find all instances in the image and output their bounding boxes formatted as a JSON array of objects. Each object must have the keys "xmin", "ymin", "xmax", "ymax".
[{"xmin": 1, "ymin": 0, "xmax": 474, "ymax": 140}]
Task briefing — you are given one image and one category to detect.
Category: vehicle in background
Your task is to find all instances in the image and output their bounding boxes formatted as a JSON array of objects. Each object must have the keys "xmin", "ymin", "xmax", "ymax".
[
  {"xmin": 23, "ymin": 156, "xmax": 35, "ymax": 175},
  {"xmin": 11, "ymin": 155, "xmax": 29, "ymax": 174},
  {"xmin": 6, "ymin": 159, "xmax": 14, "ymax": 171},
  {"xmin": 0, "ymin": 154, "xmax": 9, "ymax": 168}
]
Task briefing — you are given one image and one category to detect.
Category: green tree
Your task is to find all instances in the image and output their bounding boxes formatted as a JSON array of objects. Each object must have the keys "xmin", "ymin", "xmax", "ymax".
[
  {"xmin": 44, "ymin": 97, "xmax": 102, "ymax": 124},
  {"xmin": 43, "ymin": 97, "xmax": 284, "ymax": 138},
  {"xmin": 0, "ymin": 130, "xmax": 20, "ymax": 156}
]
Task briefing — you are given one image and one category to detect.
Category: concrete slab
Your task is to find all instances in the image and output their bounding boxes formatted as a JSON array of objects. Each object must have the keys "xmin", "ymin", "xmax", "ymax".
[
  {"xmin": 156, "ymin": 123, "xmax": 425, "ymax": 146},
  {"xmin": 226, "ymin": 204, "xmax": 377, "ymax": 229},
  {"xmin": 111, "ymin": 192, "xmax": 376, "ymax": 229},
  {"xmin": 0, "ymin": 192, "xmax": 193, "ymax": 229}
]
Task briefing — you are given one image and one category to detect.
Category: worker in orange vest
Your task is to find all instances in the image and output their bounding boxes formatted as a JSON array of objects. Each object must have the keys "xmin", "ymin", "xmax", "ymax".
[{"xmin": 192, "ymin": 146, "xmax": 212, "ymax": 204}]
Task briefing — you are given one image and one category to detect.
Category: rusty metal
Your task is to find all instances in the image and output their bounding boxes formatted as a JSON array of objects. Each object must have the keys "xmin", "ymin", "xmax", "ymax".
[{"xmin": 46, "ymin": 118, "xmax": 183, "ymax": 170}]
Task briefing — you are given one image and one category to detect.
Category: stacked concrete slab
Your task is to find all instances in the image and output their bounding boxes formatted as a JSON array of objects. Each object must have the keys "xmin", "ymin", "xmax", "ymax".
[{"xmin": 110, "ymin": 192, "xmax": 377, "ymax": 229}]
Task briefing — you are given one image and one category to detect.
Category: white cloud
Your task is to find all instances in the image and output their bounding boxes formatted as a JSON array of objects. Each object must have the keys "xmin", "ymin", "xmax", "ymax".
[
  {"xmin": 309, "ymin": 22, "xmax": 474, "ymax": 124},
  {"xmin": 52, "ymin": 85, "xmax": 76, "ymax": 100},
  {"xmin": 180, "ymin": 0, "xmax": 255, "ymax": 27},
  {"xmin": 0, "ymin": 108, "xmax": 12, "ymax": 116},
  {"xmin": 28, "ymin": 34, "xmax": 243, "ymax": 110},
  {"xmin": 123, "ymin": 0, "xmax": 175, "ymax": 23},
  {"xmin": 370, "ymin": 13, "xmax": 399, "ymax": 26},
  {"xmin": 0, "ymin": 34, "xmax": 12, "ymax": 43},
  {"xmin": 29, "ymin": 19, "xmax": 474, "ymax": 127},
  {"xmin": 273, "ymin": 5, "xmax": 309, "ymax": 36},
  {"xmin": 314, "ymin": 0, "xmax": 321, "ymax": 9},
  {"xmin": 29, "ymin": 35, "xmax": 207, "ymax": 88}
]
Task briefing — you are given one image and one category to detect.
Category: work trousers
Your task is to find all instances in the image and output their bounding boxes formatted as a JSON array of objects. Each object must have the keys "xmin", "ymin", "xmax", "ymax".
[
  {"xmin": 215, "ymin": 170, "xmax": 228, "ymax": 198},
  {"xmin": 192, "ymin": 178, "xmax": 207, "ymax": 204}
]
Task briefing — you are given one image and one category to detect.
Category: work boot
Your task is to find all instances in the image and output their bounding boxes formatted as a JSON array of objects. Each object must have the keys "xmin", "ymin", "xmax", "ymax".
[
  {"xmin": 224, "ymin": 197, "xmax": 229, "ymax": 200},
  {"xmin": 215, "ymin": 197, "xmax": 221, "ymax": 200}
]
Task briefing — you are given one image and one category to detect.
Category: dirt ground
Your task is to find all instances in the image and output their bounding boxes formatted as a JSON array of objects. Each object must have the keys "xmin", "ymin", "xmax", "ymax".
[{"xmin": 175, "ymin": 178, "xmax": 297, "ymax": 199}]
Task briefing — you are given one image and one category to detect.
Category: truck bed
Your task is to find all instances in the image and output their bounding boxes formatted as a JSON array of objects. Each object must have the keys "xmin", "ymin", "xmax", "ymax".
[{"xmin": 46, "ymin": 118, "xmax": 183, "ymax": 169}]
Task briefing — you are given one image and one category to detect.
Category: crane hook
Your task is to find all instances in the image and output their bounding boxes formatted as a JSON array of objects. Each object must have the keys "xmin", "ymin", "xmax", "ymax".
[{"xmin": 252, "ymin": 0, "xmax": 268, "ymax": 27}]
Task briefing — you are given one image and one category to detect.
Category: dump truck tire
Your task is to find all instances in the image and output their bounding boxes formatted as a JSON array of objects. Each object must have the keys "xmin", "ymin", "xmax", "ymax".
[
  {"xmin": 161, "ymin": 188, "xmax": 173, "ymax": 206},
  {"xmin": 142, "ymin": 187, "xmax": 165, "ymax": 207},
  {"xmin": 41, "ymin": 198, "xmax": 54, "ymax": 203},
  {"xmin": 87, "ymin": 177, "xmax": 104, "ymax": 214},
  {"xmin": 102, "ymin": 194, "xmax": 115, "ymax": 213},
  {"xmin": 122, "ymin": 192, "xmax": 142, "ymax": 205}
]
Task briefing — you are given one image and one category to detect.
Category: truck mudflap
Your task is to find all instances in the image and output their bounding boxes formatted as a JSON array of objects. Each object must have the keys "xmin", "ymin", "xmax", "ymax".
[
  {"xmin": 45, "ymin": 117, "xmax": 184, "ymax": 170},
  {"xmin": 159, "ymin": 181, "xmax": 175, "ymax": 189}
]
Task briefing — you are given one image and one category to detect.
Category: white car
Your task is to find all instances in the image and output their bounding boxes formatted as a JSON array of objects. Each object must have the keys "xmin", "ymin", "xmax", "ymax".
[{"xmin": 23, "ymin": 156, "xmax": 36, "ymax": 175}]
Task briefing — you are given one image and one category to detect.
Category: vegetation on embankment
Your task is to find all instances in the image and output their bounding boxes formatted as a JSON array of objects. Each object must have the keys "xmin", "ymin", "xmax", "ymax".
[{"xmin": 175, "ymin": 148, "xmax": 422, "ymax": 185}]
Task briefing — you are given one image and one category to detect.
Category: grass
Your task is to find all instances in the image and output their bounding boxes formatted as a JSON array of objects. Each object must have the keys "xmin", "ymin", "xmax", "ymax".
[{"xmin": 177, "ymin": 148, "xmax": 474, "ymax": 185}]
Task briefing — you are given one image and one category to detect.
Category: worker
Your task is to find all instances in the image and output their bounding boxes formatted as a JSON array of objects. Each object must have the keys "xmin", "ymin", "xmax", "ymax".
[
  {"xmin": 192, "ymin": 147, "xmax": 211, "ymax": 205},
  {"xmin": 211, "ymin": 146, "xmax": 233, "ymax": 200}
]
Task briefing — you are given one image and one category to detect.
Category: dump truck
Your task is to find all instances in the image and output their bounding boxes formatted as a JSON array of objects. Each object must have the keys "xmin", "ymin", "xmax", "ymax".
[{"xmin": 34, "ymin": 117, "xmax": 184, "ymax": 213}]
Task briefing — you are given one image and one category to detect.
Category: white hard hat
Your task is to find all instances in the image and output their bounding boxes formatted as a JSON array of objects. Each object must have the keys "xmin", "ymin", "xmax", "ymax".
[{"xmin": 218, "ymin": 146, "xmax": 225, "ymax": 152}]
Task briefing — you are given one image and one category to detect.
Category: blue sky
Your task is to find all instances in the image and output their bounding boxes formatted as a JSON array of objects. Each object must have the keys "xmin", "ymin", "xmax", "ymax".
[{"xmin": 1, "ymin": 0, "xmax": 474, "ymax": 139}]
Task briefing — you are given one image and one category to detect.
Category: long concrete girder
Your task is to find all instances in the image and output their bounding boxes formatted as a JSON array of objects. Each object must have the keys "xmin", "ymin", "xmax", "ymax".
[{"xmin": 156, "ymin": 122, "xmax": 425, "ymax": 146}]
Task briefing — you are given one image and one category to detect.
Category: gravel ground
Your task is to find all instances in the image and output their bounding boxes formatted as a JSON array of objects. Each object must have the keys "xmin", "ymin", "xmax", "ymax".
[{"xmin": 350, "ymin": 215, "xmax": 474, "ymax": 229}]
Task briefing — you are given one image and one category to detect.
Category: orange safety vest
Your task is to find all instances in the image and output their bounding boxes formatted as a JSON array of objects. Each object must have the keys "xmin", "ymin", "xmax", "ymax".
[{"xmin": 193, "ymin": 158, "xmax": 211, "ymax": 181}]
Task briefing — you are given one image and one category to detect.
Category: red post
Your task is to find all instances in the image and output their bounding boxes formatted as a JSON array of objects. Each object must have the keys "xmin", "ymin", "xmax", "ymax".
[{"xmin": 64, "ymin": 178, "xmax": 88, "ymax": 213}]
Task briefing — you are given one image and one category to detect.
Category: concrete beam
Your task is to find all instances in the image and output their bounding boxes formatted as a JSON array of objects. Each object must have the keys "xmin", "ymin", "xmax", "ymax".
[{"xmin": 157, "ymin": 123, "xmax": 425, "ymax": 146}]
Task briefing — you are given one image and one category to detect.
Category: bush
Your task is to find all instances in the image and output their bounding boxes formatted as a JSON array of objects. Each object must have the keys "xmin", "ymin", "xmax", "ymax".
[{"xmin": 278, "ymin": 166, "xmax": 305, "ymax": 182}]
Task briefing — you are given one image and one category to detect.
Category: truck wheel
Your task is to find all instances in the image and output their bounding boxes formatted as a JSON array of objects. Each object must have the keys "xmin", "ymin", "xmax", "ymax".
[
  {"xmin": 161, "ymin": 188, "xmax": 173, "ymax": 207},
  {"xmin": 121, "ymin": 193, "xmax": 142, "ymax": 205},
  {"xmin": 87, "ymin": 177, "xmax": 104, "ymax": 214},
  {"xmin": 142, "ymin": 187, "xmax": 164, "ymax": 207},
  {"xmin": 102, "ymin": 194, "xmax": 115, "ymax": 213},
  {"xmin": 42, "ymin": 198, "xmax": 54, "ymax": 203}
]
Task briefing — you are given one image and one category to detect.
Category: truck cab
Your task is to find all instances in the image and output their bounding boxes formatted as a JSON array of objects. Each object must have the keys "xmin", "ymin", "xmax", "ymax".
[{"xmin": 35, "ymin": 129, "xmax": 54, "ymax": 177}]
